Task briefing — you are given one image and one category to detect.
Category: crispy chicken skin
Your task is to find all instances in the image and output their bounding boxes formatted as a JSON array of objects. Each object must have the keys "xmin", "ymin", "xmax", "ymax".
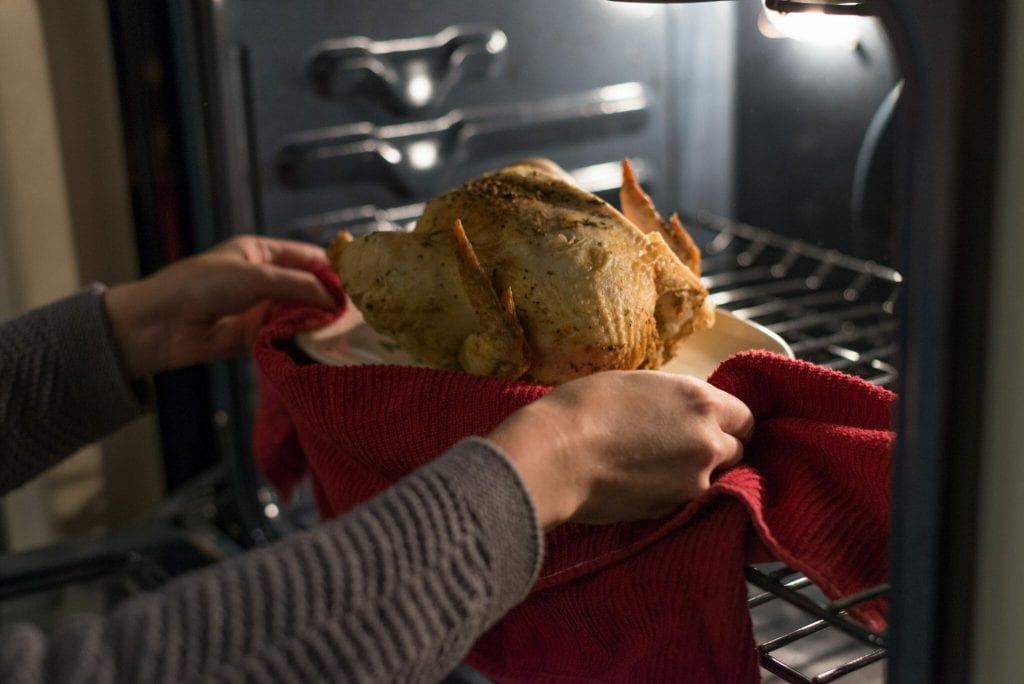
[{"xmin": 329, "ymin": 159, "xmax": 714, "ymax": 385}]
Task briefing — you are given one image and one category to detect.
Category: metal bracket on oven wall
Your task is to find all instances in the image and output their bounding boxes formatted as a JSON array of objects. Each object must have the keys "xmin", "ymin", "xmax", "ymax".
[
  {"xmin": 283, "ymin": 159, "xmax": 652, "ymax": 243},
  {"xmin": 275, "ymin": 82, "xmax": 650, "ymax": 198},
  {"xmin": 308, "ymin": 24, "xmax": 508, "ymax": 115}
]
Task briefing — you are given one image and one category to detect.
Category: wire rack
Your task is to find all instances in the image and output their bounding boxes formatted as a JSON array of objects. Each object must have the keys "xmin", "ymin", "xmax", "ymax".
[
  {"xmin": 689, "ymin": 212, "xmax": 899, "ymax": 683},
  {"xmin": 694, "ymin": 213, "xmax": 900, "ymax": 386},
  {"xmin": 287, "ymin": 196, "xmax": 901, "ymax": 683}
]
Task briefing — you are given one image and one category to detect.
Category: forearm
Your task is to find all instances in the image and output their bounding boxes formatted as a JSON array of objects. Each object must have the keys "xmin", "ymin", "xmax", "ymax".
[
  {"xmin": 1, "ymin": 438, "xmax": 542, "ymax": 684},
  {"xmin": 0, "ymin": 286, "xmax": 149, "ymax": 495}
]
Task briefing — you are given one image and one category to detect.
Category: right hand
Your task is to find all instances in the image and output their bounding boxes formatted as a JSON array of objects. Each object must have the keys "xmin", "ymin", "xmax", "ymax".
[{"xmin": 487, "ymin": 371, "xmax": 754, "ymax": 530}]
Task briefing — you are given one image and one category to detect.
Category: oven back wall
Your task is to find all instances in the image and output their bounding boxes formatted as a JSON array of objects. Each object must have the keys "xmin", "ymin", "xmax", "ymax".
[
  {"xmin": 210, "ymin": 0, "xmax": 736, "ymax": 243},
  {"xmin": 734, "ymin": 0, "xmax": 898, "ymax": 262}
]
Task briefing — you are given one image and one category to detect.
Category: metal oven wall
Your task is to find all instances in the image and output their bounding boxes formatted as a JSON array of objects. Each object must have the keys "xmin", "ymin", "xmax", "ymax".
[
  {"xmin": 733, "ymin": 0, "xmax": 899, "ymax": 263},
  {"xmin": 212, "ymin": 0, "xmax": 737, "ymax": 244}
]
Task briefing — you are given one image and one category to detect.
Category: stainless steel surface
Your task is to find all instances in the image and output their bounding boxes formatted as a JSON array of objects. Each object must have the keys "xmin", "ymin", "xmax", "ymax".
[
  {"xmin": 203, "ymin": 0, "xmax": 736, "ymax": 234},
  {"xmin": 309, "ymin": 25, "xmax": 508, "ymax": 114},
  {"xmin": 276, "ymin": 82, "xmax": 650, "ymax": 195},
  {"xmin": 749, "ymin": 565, "xmax": 887, "ymax": 683},
  {"xmin": 284, "ymin": 159, "xmax": 650, "ymax": 242}
]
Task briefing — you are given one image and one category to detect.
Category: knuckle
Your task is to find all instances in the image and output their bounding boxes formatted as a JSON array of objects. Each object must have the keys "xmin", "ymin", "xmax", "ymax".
[
  {"xmin": 695, "ymin": 398, "xmax": 718, "ymax": 418},
  {"xmin": 697, "ymin": 432, "xmax": 726, "ymax": 466},
  {"xmin": 223, "ymin": 235, "xmax": 262, "ymax": 261},
  {"xmin": 678, "ymin": 379, "xmax": 717, "ymax": 412},
  {"xmin": 255, "ymin": 263, "xmax": 282, "ymax": 282},
  {"xmin": 221, "ymin": 235, "xmax": 249, "ymax": 252},
  {"xmin": 675, "ymin": 375, "xmax": 702, "ymax": 394}
]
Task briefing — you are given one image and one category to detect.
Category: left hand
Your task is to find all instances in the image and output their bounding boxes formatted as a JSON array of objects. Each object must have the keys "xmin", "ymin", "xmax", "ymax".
[{"xmin": 105, "ymin": 236, "xmax": 336, "ymax": 378}]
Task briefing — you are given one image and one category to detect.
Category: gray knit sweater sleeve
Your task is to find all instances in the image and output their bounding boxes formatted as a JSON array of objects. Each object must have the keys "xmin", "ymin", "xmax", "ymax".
[
  {"xmin": 0, "ymin": 289, "xmax": 544, "ymax": 683},
  {"xmin": 0, "ymin": 285, "xmax": 149, "ymax": 495},
  {"xmin": 2, "ymin": 439, "xmax": 541, "ymax": 683}
]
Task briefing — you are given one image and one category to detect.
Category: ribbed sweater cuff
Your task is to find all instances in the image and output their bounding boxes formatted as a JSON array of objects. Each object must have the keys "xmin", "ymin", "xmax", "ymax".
[
  {"xmin": 434, "ymin": 437, "xmax": 545, "ymax": 614},
  {"xmin": 63, "ymin": 284, "xmax": 153, "ymax": 420},
  {"xmin": 0, "ymin": 285, "xmax": 152, "ymax": 493}
]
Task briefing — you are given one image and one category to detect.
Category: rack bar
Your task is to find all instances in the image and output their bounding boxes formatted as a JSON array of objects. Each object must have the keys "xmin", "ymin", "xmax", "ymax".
[{"xmin": 746, "ymin": 567, "xmax": 887, "ymax": 648}]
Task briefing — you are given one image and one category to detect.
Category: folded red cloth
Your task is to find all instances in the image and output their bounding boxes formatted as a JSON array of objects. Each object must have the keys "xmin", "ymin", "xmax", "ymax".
[{"xmin": 253, "ymin": 268, "xmax": 893, "ymax": 683}]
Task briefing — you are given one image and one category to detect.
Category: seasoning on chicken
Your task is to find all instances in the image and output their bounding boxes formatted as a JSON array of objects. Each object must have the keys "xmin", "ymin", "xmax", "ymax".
[{"xmin": 329, "ymin": 158, "xmax": 714, "ymax": 385}]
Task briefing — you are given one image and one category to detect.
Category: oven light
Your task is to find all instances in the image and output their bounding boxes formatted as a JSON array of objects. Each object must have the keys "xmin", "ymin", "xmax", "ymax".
[
  {"xmin": 758, "ymin": 2, "xmax": 864, "ymax": 48},
  {"xmin": 407, "ymin": 140, "xmax": 440, "ymax": 170},
  {"xmin": 607, "ymin": 2, "xmax": 658, "ymax": 19}
]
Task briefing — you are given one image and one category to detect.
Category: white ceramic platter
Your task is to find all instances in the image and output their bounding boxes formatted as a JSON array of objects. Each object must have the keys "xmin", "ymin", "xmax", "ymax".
[{"xmin": 294, "ymin": 299, "xmax": 794, "ymax": 380}]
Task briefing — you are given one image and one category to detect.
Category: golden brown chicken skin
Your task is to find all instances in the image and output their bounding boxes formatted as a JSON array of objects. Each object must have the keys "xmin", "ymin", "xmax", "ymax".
[{"xmin": 330, "ymin": 159, "xmax": 713, "ymax": 385}]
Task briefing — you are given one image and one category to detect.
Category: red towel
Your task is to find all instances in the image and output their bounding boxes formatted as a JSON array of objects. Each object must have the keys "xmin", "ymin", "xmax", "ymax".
[{"xmin": 253, "ymin": 269, "xmax": 893, "ymax": 683}]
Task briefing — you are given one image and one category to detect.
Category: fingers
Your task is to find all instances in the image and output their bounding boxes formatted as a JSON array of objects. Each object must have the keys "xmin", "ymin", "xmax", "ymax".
[
  {"xmin": 251, "ymin": 264, "xmax": 336, "ymax": 310},
  {"xmin": 716, "ymin": 434, "xmax": 745, "ymax": 470},
  {"xmin": 217, "ymin": 236, "xmax": 330, "ymax": 270},
  {"xmin": 257, "ymin": 237, "xmax": 331, "ymax": 270},
  {"xmin": 708, "ymin": 385, "xmax": 756, "ymax": 442},
  {"xmin": 203, "ymin": 236, "xmax": 335, "ymax": 311}
]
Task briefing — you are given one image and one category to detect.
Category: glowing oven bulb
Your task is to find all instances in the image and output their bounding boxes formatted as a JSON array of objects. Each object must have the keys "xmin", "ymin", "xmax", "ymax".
[
  {"xmin": 759, "ymin": 1, "xmax": 865, "ymax": 48},
  {"xmin": 607, "ymin": 2, "xmax": 658, "ymax": 19}
]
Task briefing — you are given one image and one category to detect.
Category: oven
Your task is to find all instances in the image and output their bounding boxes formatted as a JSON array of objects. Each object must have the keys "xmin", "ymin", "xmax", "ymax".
[{"xmin": 6, "ymin": 0, "xmax": 1017, "ymax": 681}]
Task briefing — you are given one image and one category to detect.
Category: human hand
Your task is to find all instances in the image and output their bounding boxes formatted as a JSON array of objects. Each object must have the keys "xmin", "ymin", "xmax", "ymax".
[
  {"xmin": 488, "ymin": 371, "xmax": 754, "ymax": 530},
  {"xmin": 105, "ymin": 236, "xmax": 336, "ymax": 378}
]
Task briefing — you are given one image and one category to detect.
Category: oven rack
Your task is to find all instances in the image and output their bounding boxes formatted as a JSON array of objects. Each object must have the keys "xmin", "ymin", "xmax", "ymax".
[
  {"xmin": 691, "ymin": 213, "xmax": 898, "ymax": 683},
  {"xmin": 692, "ymin": 212, "xmax": 901, "ymax": 388},
  {"xmin": 288, "ymin": 206, "xmax": 899, "ymax": 683}
]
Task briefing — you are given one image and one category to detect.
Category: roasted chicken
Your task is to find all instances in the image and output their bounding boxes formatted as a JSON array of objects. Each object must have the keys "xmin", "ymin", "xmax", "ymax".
[{"xmin": 329, "ymin": 158, "xmax": 714, "ymax": 385}]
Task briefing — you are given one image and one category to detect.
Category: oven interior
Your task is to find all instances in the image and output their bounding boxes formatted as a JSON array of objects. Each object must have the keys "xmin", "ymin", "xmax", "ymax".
[{"xmin": 4, "ymin": 0, "xmax": 917, "ymax": 681}]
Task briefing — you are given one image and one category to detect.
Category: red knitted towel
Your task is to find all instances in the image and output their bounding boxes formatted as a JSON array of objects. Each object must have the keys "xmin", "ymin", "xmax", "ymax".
[{"xmin": 253, "ymin": 269, "xmax": 893, "ymax": 683}]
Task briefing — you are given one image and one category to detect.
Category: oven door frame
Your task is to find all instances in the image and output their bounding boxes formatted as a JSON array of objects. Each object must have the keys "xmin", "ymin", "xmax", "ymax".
[
  {"xmin": 106, "ymin": 0, "xmax": 1010, "ymax": 680},
  {"xmin": 883, "ymin": 1, "xmax": 1007, "ymax": 681}
]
